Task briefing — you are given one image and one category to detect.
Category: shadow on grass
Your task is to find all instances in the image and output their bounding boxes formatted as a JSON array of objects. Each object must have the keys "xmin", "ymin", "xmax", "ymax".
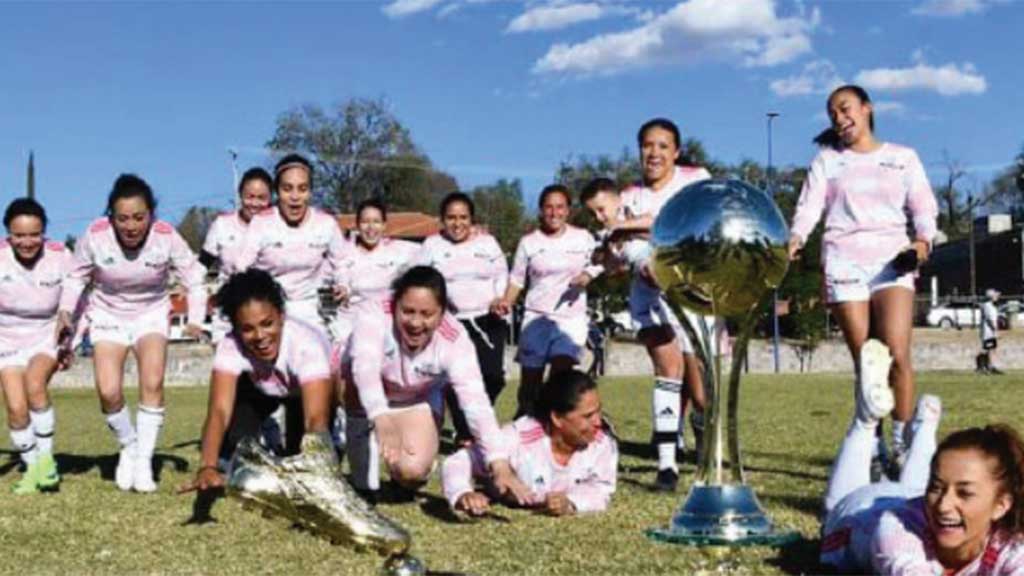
[
  {"xmin": 55, "ymin": 451, "xmax": 189, "ymax": 481},
  {"xmin": 765, "ymin": 536, "xmax": 831, "ymax": 575},
  {"xmin": 759, "ymin": 492, "xmax": 825, "ymax": 517},
  {"xmin": 745, "ymin": 450, "xmax": 834, "ymax": 469},
  {"xmin": 169, "ymin": 439, "xmax": 200, "ymax": 451},
  {"xmin": 182, "ymin": 487, "xmax": 224, "ymax": 525}
]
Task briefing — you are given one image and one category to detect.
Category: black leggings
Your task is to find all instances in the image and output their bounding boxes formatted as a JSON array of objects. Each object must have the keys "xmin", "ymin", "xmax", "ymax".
[
  {"xmin": 447, "ymin": 313, "xmax": 507, "ymax": 441},
  {"xmin": 219, "ymin": 374, "xmax": 305, "ymax": 460}
]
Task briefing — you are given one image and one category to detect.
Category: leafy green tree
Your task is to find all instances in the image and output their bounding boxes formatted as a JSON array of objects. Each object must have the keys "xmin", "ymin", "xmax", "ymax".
[
  {"xmin": 470, "ymin": 178, "xmax": 527, "ymax": 256},
  {"xmin": 177, "ymin": 206, "xmax": 220, "ymax": 254}
]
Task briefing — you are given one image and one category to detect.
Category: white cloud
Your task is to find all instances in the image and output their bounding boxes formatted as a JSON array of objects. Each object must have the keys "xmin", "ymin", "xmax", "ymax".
[
  {"xmin": 911, "ymin": 0, "xmax": 986, "ymax": 16},
  {"xmin": 872, "ymin": 101, "xmax": 907, "ymax": 116},
  {"xmin": 382, "ymin": 0, "xmax": 445, "ymax": 18},
  {"xmin": 533, "ymin": 0, "xmax": 818, "ymax": 76},
  {"xmin": 770, "ymin": 59, "xmax": 844, "ymax": 97},
  {"xmin": 854, "ymin": 59, "xmax": 987, "ymax": 96},
  {"xmin": 507, "ymin": 3, "xmax": 606, "ymax": 33}
]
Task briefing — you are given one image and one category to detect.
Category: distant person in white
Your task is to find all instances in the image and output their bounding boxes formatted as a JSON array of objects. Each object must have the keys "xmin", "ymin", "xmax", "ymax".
[{"xmin": 980, "ymin": 289, "xmax": 1003, "ymax": 375}]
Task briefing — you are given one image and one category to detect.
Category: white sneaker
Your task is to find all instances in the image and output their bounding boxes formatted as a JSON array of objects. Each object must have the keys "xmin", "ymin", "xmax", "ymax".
[
  {"xmin": 133, "ymin": 454, "xmax": 157, "ymax": 493},
  {"xmin": 115, "ymin": 443, "xmax": 136, "ymax": 492},
  {"xmin": 858, "ymin": 339, "xmax": 894, "ymax": 423},
  {"xmin": 914, "ymin": 394, "xmax": 942, "ymax": 424}
]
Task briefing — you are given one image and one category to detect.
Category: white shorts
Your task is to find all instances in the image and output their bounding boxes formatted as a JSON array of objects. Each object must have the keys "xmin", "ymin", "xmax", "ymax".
[
  {"xmin": 820, "ymin": 482, "xmax": 919, "ymax": 570},
  {"xmin": 516, "ymin": 311, "xmax": 586, "ymax": 369},
  {"xmin": 824, "ymin": 257, "xmax": 915, "ymax": 304},
  {"xmin": 286, "ymin": 298, "xmax": 331, "ymax": 341},
  {"xmin": 88, "ymin": 306, "xmax": 169, "ymax": 347},
  {"xmin": 629, "ymin": 279, "xmax": 695, "ymax": 354},
  {"xmin": 0, "ymin": 325, "xmax": 58, "ymax": 371}
]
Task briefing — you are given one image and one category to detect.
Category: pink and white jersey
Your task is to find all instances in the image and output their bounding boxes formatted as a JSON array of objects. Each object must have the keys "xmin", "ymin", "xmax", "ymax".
[
  {"xmin": 202, "ymin": 211, "xmax": 252, "ymax": 284},
  {"xmin": 212, "ymin": 316, "xmax": 331, "ymax": 398},
  {"xmin": 441, "ymin": 415, "xmax": 618, "ymax": 513},
  {"xmin": 346, "ymin": 302, "xmax": 507, "ymax": 463},
  {"xmin": 791, "ymin": 143, "xmax": 938, "ymax": 267},
  {"xmin": 416, "ymin": 232, "xmax": 507, "ymax": 319},
  {"xmin": 822, "ymin": 492, "xmax": 1024, "ymax": 575},
  {"xmin": 0, "ymin": 240, "xmax": 73, "ymax": 337},
  {"xmin": 60, "ymin": 219, "xmax": 207, "ymax": 324},
  {"xmin": 339, "ymin": 238, "xmax": 419, "ymax": 310},
  {"xmin": 509, "ymin": 226, "xmax": 601, "ymax": 321},
  {"xmin": 620, "ymin": 165, "xmax": 713, "ymax": 223},
  {"xmin": 235, "ymin": 207, "xmax": 350, "ymax": 304}
]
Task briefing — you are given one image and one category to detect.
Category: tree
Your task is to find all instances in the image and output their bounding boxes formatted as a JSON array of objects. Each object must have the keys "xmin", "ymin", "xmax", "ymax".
[
  {"xmin": 177, "ymin": 206, "xmax": 220, "ymax": 254},
  {"xmin": 266, "ymin": 97, "xmax": 458, "ymax": 214},
  {"xmin": 470, "ymin": 179, "xmax": 527, "ymax": 255},
  {"xmin": 936, "ymin": 150, "xmax": 969, "ymax": 236}
]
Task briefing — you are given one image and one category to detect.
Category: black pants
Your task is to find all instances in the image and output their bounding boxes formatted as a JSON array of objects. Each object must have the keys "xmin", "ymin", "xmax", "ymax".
[
  {"xmin": 220, "ymin": 374, "xmax": 305, "ymax": 460},
  {"xmin": 447, "ymin": 313, "xmax": 507, "ymax": 441}
]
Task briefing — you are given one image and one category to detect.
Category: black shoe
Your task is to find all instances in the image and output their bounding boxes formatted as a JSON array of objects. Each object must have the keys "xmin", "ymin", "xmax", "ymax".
[
  {"xmin": 991, "ymin": 367, "xmax": 1005, "ymax": 375},
  {"xmin": 869, "ymin": 455, "xmax": 885, "ymax": 483},
  {"xmin": 654, "ymin": 468, "xmax": 679, "ymax": 492}
]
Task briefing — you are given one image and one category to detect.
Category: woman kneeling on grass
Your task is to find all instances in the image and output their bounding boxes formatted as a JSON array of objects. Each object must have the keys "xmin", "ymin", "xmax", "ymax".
[
  {"xmin": 821, "ymin": 340, "xmax": 1024, "ymax": 574},
  {"xmin": 184, "ymin": 269, "xmax": 333, "ymax": 492},
  {"xmin": 441, "ymin": 369, "xmax": 618, "ymax": 517},
  {"xmin": 340, "ymin": 265, "xmax": 531, "ymax": 504}
]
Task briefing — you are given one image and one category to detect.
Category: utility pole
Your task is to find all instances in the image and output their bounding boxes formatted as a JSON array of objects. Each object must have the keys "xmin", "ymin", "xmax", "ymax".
[
  {"xmin": 228, "ymin": 148, "xmax": 240, "ymax": 209},
  {"xmin": 26, "ymin": 151, "xmax": 35, "ymax": 199},
  {"xmin": 767, "ymin": 112, "xmax": 781, "ymax": 373},
  {"xmin": 968, "ymin": 193, "xmax": 977, "ymax": 299}
]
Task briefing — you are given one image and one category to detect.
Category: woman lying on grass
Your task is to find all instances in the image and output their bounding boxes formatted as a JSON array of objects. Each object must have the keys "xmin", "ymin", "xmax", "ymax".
[
  {"xmin": 821, "ymin": 339, "xmax": 1024, "ymax": 574},
  {"xmin": 182, "ymin": 269, "xmax": 333, "ymax": 492},
  {"xmin": 442, "ymin": 369, "xmax": 618, "ymax": 517}
]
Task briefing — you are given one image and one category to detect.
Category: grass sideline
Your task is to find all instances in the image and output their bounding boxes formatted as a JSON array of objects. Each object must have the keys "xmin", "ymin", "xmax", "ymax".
[{"xmin": 1, "ymin": 371, "xmax": 1022, "ymax": 575}]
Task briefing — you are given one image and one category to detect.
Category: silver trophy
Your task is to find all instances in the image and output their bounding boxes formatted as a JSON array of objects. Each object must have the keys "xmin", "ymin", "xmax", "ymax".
[{"xmin": 645, "ymin": 179, "xmax": 797, "ymax": 546}]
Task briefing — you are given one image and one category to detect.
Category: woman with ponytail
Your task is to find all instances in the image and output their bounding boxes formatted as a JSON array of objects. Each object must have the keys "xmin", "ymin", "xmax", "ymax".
[{"xmin": 820, "ymin": 348, "xmax": 1024, "ymax": 573}]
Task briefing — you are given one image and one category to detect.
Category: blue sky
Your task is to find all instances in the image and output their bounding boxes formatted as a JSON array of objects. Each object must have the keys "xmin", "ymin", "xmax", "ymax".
[{"xmin": 1, "ymin": 0, "xmax": 1021, "ymax": 240}]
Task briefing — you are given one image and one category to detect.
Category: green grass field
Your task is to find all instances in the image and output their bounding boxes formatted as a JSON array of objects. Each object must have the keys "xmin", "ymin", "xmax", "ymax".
[{"xmin": 2, "ymin": 371, "xmax": 1022, "ymax": 575}]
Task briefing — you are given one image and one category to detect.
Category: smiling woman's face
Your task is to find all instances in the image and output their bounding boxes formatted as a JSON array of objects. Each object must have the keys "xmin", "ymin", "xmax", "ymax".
[
  {"xmin": 828, "ymin": 89, "xmax": 874, "ymax": 148},
  {"xmin": 234, "ymin": 299, "xmax": 284, "ymax": 363}
]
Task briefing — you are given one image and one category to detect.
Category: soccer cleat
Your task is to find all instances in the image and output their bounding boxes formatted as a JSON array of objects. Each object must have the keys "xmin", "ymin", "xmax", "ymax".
[
  {"xmin": 35, "ymin": 453, "xmax": 60, "ymax": 491},
  {"xmin": 115, "ymin": 444, "xmax": 136, "ymax": 492},
  {"xmin": 11, "ymin": 463, "xmax": 39, "ymax": 495},
  {"xmin": 133, "ymin": 455, "xmax": 157, "ymax": 493},
  {"xmin": 857, "ymin": 340, "xmax": 895, "ymax": 423},
  {"xmin": 915, "ymin": 394, "xmax": 942, "ymax": 425},
  {"xmin": 653, "ymin": 468, "xmax": 679, "ymax": 492}
]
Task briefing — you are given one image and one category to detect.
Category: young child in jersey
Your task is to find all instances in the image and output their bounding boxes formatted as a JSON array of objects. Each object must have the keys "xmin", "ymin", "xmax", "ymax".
[
  {"xmin": 821, "ymin": 341, "xmax": 1024, "ymax": 574},
  {"xmin": 442, "ymin": 369, "xmax": 618, "ymax": 516}
]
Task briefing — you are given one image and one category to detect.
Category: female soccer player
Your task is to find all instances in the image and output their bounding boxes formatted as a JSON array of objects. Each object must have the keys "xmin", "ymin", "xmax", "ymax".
[
  {"xmin": 442, "ymin": 369, "xmax": 618, "ymax": 516},
  {"xmin": 603, "ymin": 119, "xmax": 713, "ymax": 492},
  {"xmin": 341, "ymin": 265, "xmax": 530, "ymax": 503},
  {"xmin": 417, "ymin": 192, "xmax": 508, "ymax": 442},
  {"xmin": 182, "ymin": 269, "xmax": 333, "ymax": 492},
  {"xmin": 200, "ymin": 167, "xmax": 273, "ymax": 343},
  {"xmin": 492, "ymin": 185, "xmax": 602, "ymax": 418},
  {"xmin": 789, "ymin": 85, "xmax": 938, "ymax": 472},
  {"xmin": 335, "ymin": 198, "xmax": 419, "ymax": 346},
  {"xmin": 58, "ymin": 174, "xmax": 207, "ymax": 492},
  {"xmin": 0, "ymin": 198, "xmax": 72, "ymax": 494},
  {"xmin": 235, "ymin": 154, "xmax": 349, "ymax": 337},
  {"xmin": 821, "ymin": 341, "xmax": 1024, "ymax": 574}
]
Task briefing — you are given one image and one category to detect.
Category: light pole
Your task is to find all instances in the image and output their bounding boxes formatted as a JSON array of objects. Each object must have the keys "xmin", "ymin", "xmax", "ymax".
[
  {"xmin": 767, "ymin": 112, "xmax": 781, "ymax": 373},
  {"xmin": 228, "ymin": 148, "xmax": 240, "ymax": 209}
]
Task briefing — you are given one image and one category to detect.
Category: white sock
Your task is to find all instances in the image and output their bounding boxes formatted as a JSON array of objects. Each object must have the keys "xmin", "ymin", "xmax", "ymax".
[
  {"xmin": 105, "ymin": 406, "xmax": 136, "ymax": 448},
  {"xmin": 31, "ymin": 406, "xmax": 55, "ymax": 456},
  {"xmin": 892, "ymin": 420, "xmax": 907, "ymax": 455},
  {"xmin": 10, "ymin": 426, "xmax": 37, "ymax": 466},
  {"xmin": 136, "ymin": 404, "xmax": 165, "ymax": 460},
  {"xmin": 653, "ymin": 378, "xmax": 682, "ymax": 472}
]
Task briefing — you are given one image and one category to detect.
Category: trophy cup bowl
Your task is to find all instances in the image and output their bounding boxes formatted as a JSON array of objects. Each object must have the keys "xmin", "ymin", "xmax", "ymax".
[{"xmin": 645, "ymin": 178, "xmax": 797, "ymax": 547}]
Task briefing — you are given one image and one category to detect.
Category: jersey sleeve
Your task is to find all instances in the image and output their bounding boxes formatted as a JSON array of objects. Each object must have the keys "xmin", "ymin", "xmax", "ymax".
[
  {"xmin": 234, "ymin": 213, "xmax": 265, "ymax": 272},
  {"xmin": 484, "ymin": 236, "xmax": 509, "ymax": 301},
  {"xmin": 211, "ymin": 336, "xmax": 248, "ymax": 376},
  {"xmin": 168, "ymin": 228, "xmax": 209, "ymax": 325},
  {"xmin": 349, "ymin": 309, "xmax": 391, "ymax": 420},
  {"xmin": 440, "ymin": 444, "xmax": 487, "ymax": 508},
  {"xmin": 201, "ymin": 217, "xmax": 222, "ymax": 258},
  {"xmin": 446, "ymin": 327, "xmax": 508, "ymax": 463},
  {"xmin": 565, "ymin": 432, "xmax": 619, "ymax": 513},
  {"xmin": 508, "ymin": 236, "xmax": 529, "ymax": 289},
  {"xmin": 59, "ymin": 225, "xmax": 97, "ymax": 313},
  {"xmin": 870, "ymin": 508, "xmax": 939, "ymax": 576},
  {"xmin": 903, "ymin": 149, "xmax": 939, "ymax": 246},
  {"xmin": 325, "ymin": 217, "xmax": 350, "ymax": 286},
  {"xmin": 791, "ymin": 151, "xmax": 829, "ymax": 244}
]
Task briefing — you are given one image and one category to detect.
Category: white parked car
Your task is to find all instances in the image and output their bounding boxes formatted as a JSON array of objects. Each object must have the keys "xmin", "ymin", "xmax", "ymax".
[
  {"xmin": 926, "ymin": 302, "xmax": 981, "ymax": 330},
  {"xmin": 168, "ymin": 314, "xmax": 212, "ymax": 342}
]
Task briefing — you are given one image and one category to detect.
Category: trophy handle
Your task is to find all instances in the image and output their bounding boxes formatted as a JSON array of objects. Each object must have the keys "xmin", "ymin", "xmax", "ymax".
[{"xmin": 726, "ymin": 308, "xmax": 759, "ymax": 484}]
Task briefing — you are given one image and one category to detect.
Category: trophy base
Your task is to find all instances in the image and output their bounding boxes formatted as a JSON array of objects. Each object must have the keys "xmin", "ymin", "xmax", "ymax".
[{"xmin": 646, "ymin": 484, "xmax": 800, "ymax": 547}]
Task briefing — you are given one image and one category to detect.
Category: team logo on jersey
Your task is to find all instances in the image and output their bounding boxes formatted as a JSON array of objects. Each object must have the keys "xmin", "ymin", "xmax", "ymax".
[
  {"xmin": 101, "ymin": 255, "xmax": 117, "ymax": 267},
  {"xmin": 879, "ymin": 160, "xmax": 906, "ymax": 171},
  {"xmin": 413, "ymin": 363, "xmax": 442, "ymax": 378},
  {"xmin": 38, "ymin": 277, "xmax": 62, "ymax": 288},
  {"xmin": 533, "ymin": 475, "xmax": 546, "ymax": 487},
  {"xmin": 0, "ymin": 273, "xmax": 12, "ymax": 283}
]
